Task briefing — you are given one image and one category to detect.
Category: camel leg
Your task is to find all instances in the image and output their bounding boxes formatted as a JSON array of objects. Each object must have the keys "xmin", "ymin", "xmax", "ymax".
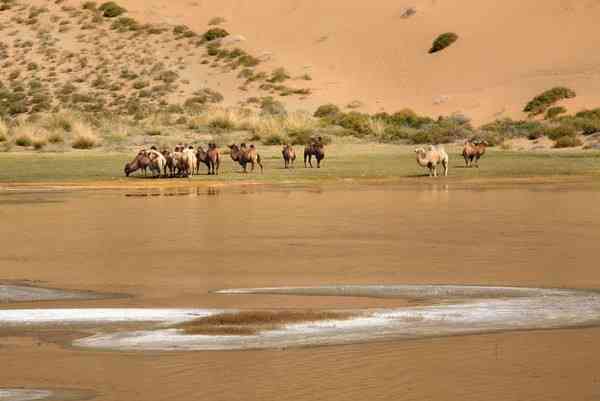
[
  {"xmin": 443, "ymin": 160, "xmax": 448, "ymax": 176},
  {"xmin": 475, "ymin": 156, "xmax": 480, "ymax": 168}
]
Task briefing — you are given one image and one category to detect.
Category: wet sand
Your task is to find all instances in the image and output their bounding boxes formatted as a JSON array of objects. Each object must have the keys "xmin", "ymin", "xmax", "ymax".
[{"xmin": 2, "ymin": 183, "xmax": 600, "ymax": 400}]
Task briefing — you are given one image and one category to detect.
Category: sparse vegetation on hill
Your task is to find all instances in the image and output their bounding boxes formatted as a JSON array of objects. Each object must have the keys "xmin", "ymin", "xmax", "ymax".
[
  {"xmin": 524, "ymin": 87, "xmax": 576, "ymax": 116},
  {"xmin": 429, "ymin": 32, "xmax": 458, "ymax": 53}
]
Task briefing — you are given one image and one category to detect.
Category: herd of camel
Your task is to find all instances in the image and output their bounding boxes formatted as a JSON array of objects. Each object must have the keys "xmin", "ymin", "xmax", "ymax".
[
  {"xmin": 123, "ymin": 137, "xmax": 326, "ymax": 178},
  {"xmin": 123, "ymin": 137, "xmax": 486, "ymax": 178}
]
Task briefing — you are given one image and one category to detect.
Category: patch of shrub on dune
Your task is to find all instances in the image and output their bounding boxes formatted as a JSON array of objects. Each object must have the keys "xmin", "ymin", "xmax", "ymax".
[
  {"xmin": 98, "ymin": 1, "xmax": 126, "ymax": 18},
  {"xmin": 545, "ymin": 106, "xmax": 567, "ymax": 120},
  {"xmin": 554, "ymin": 135, "xmax": 582, "ymax": 148},
  {"xmin": 524, "ymin": 87, "xmax": 576, "ymax": 116},
  {"xmin": 201, "ymin": 27, "xmax": 229, "ymax": 42},
  {"xmin": 429, "ymin": 32, "xmax": 458, "ymax": 53}
]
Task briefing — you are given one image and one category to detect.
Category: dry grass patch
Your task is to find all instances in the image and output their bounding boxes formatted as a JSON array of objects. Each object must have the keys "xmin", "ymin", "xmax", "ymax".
[
  {"xmin": 175, "ymin": 310, "xmax": 354, "ymax": 336},
  {"xmin": 71, "ymin": 121, "xmax": 99, "ymax": 149}
]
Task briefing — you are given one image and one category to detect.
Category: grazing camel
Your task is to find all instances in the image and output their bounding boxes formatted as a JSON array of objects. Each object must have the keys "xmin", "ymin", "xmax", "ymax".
[
  {"xmin": 462, "ymin": 139, "xmax": 488, "ymax": 167},
  {"xmin": 415, "ymin": 145, "xmax": 449, "ymax": 177},
  {"xmin": 228, "ymin": 143, "xmax": 263, "ymax": 173},
  {"xmin": 304, "ymin": 137, "xmax": 325, "ymax": 168},
  {"xmin": 124, "ymin": 149, "xmax": 151, "ymax": 177},
  {"xmin": 196, "ymin": 143, "xmax": 220, "ymax": 175},
  {"xmin": 282, "ymin": 144, "xmax": 296, "ymax": 168}
]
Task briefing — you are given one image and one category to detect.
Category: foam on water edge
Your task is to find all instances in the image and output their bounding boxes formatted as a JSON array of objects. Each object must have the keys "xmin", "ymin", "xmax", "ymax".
[{"xmin": 2, "ymin": 286, "xmax": 600, "ymax": 351}]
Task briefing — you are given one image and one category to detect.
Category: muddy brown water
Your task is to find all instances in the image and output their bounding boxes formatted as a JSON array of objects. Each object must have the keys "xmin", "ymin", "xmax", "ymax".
[{"xmin": 2, "ymin": 182, "xmax": 600, "ymax": 401}]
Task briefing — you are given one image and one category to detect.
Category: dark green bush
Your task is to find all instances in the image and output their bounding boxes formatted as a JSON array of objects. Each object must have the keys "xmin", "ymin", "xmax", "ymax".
[
  {"xmin": 98, "ymin": 1, "xmax": 125, "ymax": 17},
  {"xmin": 429, "ymin": 32, "xmax": 458, "ymax": 53},
  {"xmin": 523, "ymin": 87, "xmax": 576, "ymax": 116},
  {"xmin": 543, "ymin": 124, "xmax": 577, "ymax": 141},
  {"xmin": 202, "ymin": 27, "xmax": 229, "ymax": 42},
  {"xmin": 314, "ymin": 104, "xmax": 341, "ymax": 119},
  {"xmin": 545, "ymin": 106, "xmax": 567, "ymax": 120}
]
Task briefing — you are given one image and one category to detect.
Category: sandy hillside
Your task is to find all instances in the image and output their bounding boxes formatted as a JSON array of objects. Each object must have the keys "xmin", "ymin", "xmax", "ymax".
[{"xmin": 109, "ymin": 0, "xmax": 600, "ymax": 123}]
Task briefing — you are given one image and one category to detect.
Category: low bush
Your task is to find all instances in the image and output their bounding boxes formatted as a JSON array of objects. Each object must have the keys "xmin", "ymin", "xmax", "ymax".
[
  {"xmin": 202, "ymin": 27, "xmax": 229, "ymax": 42},
  {"xmin": 524, "ymin": 87, "xmax": 576, "ymax": 116},
  {"xmin": 47, "ymin": 131, "xmax": 64, "ymax": 144},
  {"xmin": 554, "ymin": 135, "xmax": 582, "ymax": 148},
  {"xmin": 262, "ymin": 134, "xmax": 285, "ymax": 145},
  {"xmin": 314, "ymin": 104, "xmax": 341, "ymax": 119},
  {"xmin": 267, "ymin": 68, "xmax": 290, "ymax": 83},
  {"xmin": 98, "ymin": 1, "xmax": 126, "ymax": 18},
  {"xmin": 545, "ymin": 106, "xmax": 567, "ymax": 120},
  {"xmin": 15, "ymin": 133, "xmax": 33, "ymax": 147},
  {"xmin": 429, "ymin": 32, "xmax": 458, "ymax": 53}
]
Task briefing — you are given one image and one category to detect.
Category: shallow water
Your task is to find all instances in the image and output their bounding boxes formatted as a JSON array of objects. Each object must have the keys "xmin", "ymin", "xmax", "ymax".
[{"xmin": 2, "ymin": 183, "xmax": 600, "ymax": 400}]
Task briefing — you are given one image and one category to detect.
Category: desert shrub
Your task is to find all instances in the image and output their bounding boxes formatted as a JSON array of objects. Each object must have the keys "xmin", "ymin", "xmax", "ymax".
[
  {"xmin": 208, "ymin": 16, "xmax": 226, "ymax": 26},
  {"xmin": 374, "ymin": 109, "xmax": 434, "ymax": 129},
  {"xmin": 334, "ymin": 112, "xmax": 373, "ymax": 136},
  {"xmin": 480, "ymin": 118, "xmax": 544, "ymax": 138},
  {"xmin": 132, "ymin": 80, "xmax": 148, "ymax": 89},
  {"xmin": 236, "ymin": 54, "xmax": 260, "ymax": 68},
  {"xmin": 98, "ymin": 1, "xmax": 125, "ymax": 18},
  {"xmin": 259, "ymin": 97, "xmax": 286, "ymax": 116},
  {"xmin": 71, "ymin": 122, "xmax": 99, "ymax": 149},
  {"xmin": 145, "ymin": 129, "xmax": 162, "ymax": 136},
  {"xmin": 157, "ymin": 70, "xmax": 178, "ymax": 84},
  {"xmin": 14, "ymin": 133, "xmax": 33, "ymax": 147},
  {"xmin": 429, "ymin": 32, "xmax": 458, "ymax": 53},
  {"xmin": 262, "ymin": 134, "xmax": 285, "ymax": 145},
  {"xmin": 47, "ymin": 131, "xmax": 64, "ymax": 143},
  {"xmin": 524, "ymin": 87, "xmax": 576, "ymax": 116},
  {"xmin": 111, "ymin": 16, "xmax": 139, "ymax": 31},
  {"xmin": 202, "ymin": 27, "xmax": 229, "ymax": 42},
  {"xmin": 209, "ymin": 116, "xmax": 235, "ymax": 131},
  {"xmin": 314, "ymin": 104, "xmax": 341, "ymax": 119},
  {"xmin": 267, "ymin": 68, "xmax": 290, "ymax": 83},
  {"xmin": 378, "ymin": 125, "xmax": 415, "ymax": 142},
  {"xmin": 575, "ymin": 108, "xmax": 600, "ymax": 120},
  {"xmin": 554, "ymin": 135, "xmax": 582, "ymax": 148},
  {"xmin": 572, "ymin": 118, "xmax": 600, "ymax": 135},
  {"xmin": 543, "ymin": 124, "xmax": 577, "ymax": 141},
  {"xmin": 545, "ymin": 106, "xmax": 567, "ymax": 120}
]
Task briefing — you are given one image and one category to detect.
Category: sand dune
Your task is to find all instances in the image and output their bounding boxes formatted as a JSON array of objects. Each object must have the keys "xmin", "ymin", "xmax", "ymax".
[{"xmin": 110, "ymin": 0, "xmax": 600, "ymax": 123}]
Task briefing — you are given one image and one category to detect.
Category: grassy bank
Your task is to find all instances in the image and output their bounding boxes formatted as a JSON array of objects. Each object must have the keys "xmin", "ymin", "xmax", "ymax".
[{"xmin": 1, "ymin": 145, "xmax": 599, "ymax": 184}]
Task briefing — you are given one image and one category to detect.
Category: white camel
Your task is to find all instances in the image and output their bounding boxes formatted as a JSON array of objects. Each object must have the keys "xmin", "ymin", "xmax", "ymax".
[{"xmin": 415, "ymin": 145, "xmax": 449, "ymax": 177}]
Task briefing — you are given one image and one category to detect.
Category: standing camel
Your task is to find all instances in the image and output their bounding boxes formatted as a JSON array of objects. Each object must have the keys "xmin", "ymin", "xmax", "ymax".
[
  {"xmin": 304, "ymin": 137, "xmax": 325, "ymax": 168},
  {"xmin": 415, "ymin": 145, "xmax": 449, "ymax": 177},
  {"xmin": 228, "ymin": 143, "xmax": 263, "ymax": 173},
  {"xmin": 282, "ymin": 144, "xmax": 296, "ymax": 168}
]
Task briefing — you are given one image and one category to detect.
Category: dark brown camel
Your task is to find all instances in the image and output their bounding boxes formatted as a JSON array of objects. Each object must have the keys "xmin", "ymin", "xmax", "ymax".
[{"xmin": 304, "ymin": 137, "xmax": 325, "ymax": 168}]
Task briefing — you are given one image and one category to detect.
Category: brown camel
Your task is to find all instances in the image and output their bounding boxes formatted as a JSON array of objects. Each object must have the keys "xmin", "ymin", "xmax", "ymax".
[
  {"xmin": 462, "ymin": 140, "xmax": 488, "ymax": 167},
  {"xmin": 304, "ymin": 137, "xmax": 325, "ymax": 168},
  {"xmin": 282, "ymin": 144, "xmax": 296, "ymax": 168},
  {"xmin": 228, "ymin": 143, "xmax": 263, "ymax": 173},
  {"xmin": 197, "ymin": 143, "xmax": 220, "ymax": 175},
  {"xmin": 124, "ymin": 149, "xmax": 151, "ymax": 177}
]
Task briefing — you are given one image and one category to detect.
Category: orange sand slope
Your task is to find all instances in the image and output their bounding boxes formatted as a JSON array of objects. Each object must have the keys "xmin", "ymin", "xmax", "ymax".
[{"xmin": 77, "ymin": 0, "xmax": 600, "ymax": 123}]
